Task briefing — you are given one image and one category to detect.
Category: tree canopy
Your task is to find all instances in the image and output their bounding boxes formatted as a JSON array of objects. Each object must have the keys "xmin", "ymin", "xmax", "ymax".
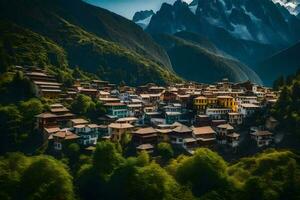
[{"xmin": 0, "ymin": 153, "xmax": 75, "ymax": 200}]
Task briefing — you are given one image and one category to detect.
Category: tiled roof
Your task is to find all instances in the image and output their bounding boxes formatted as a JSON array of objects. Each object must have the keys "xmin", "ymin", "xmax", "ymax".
[
  {"xmin": 173, "ymin": 125, "xmax": 192, "ymax": 133},
  {"xmin": 108, "ymin": 123, "xmax": 133, "ymax": 129},
  {"xmin": 217, "ymin": 124, "xmax": 234, "ymax": 130},
  {"xmin": 192, "ymin": 126, "xmax": 216, "ymax": 135},
  {"xmin": 133, "ymin": 127, "xmax": 157, "ymax": 135}
]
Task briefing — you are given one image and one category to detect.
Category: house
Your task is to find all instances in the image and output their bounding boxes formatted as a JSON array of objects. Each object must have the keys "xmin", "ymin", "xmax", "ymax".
[
  {"xmin": 192, "ymin": 126, "xmax": 216, "ymax": 146},
  {"xmin": 74, "ymin": 124, "xmax": 103, "ymax": 146},
  {"xmin": 156, "ymin": 128, "xmax": 172, "ymax": 142},
  {"xmin": 127, "ymin": 104, "xmax": 143, "ymax": 118},
  {"xmin": 194, "ymin": 115, "xmax": 211, "ymax": 127},
  {"xmin": 51, "ymin": 130, "xmax": 79, "ymax": 151},
  {"xmin": 163, "ymin": 91, "xmax": 178, "ymax": 103},
  {"xmin": 164, "ymin": 103, "xmax": 188, "ymax": 124},
  {"xmin": 194, "ymin": 94, "xmax": 218, "ymax": 114},
  {"xmin": 104, "ymin": 102, "xmax": 128, "ymax": 119},
  {"xmin": 91, "ymin": 80, "xmax": 109, "ymax": 89},
  {"xmin": 43, "ymin": 126, "xmax": 61, "ymax": 141},
  {"xmin": 265, "ymin": 117, "xmax": 278, "ymax": 131},
  {"xmin": 206, "ymin": 108, "xmax": 231, "ymax": 120},
  {"xmin": 226, "ymin": 133, "xmax": 240, "ymax": 148},
  {"xmin": 36, "ymin": 112, "xmax": 75, "ymax": 130},
  {"xmin": 237, "ymin": 96, "xmax": 258, "ymax": 104},
  {"xmin": 132, "ymin": 127, "xmax": 158, "ymax": 145},
  {"xmin": 108, "ymin": 123, "xmax": 134, "ymax": 142},
  {"xmin": 240, "ymin": 103, "xmax": 260, "ymax": 117},
  {"xmin": 127, "ymin": 99, "xmax": 143, "ymax": 117},
  {"xmin": 215, "ymin": 124, "xmax": 234, "ymax": 144},
  {"xmin": 26, "ymin": 71, "xmax": 63, "ymax": 99},
  {"xmin": 194, "ymin": 96, "xmax": 207, "ymax": 114},
  {"xmin": 169, "ymin": 124, "xmax": 193, "ymax": 145},
  {"xmin": 116, "ymin": 117, "xmax": 138, "ymax": 125},
  {"xmin": 33, "ymin": 81, "xmax": 62, "ymax": 99},
  {"xmin": 165, "ymin": 111, "xmax": 181, "ymax": 124},
  {"xmin": 217, "ymin": 96, "xmax": 238, "ymax": 112},
  {"xmin": 99, "ymin": 97, "xmax": 120, "ymax": 104},
  {"xmin": 228, "ymin": 112, "xmax": 243, "ymax": 125},
  {"xmin": 78, "ymin": 87, "xmax": 99, "ymax": 98},
  {"xmin": 139, "ymin": 94, "xmax": 161, "ymax": 104},
  {"xmin": 149, "ymin": 86, "xmax": 165, "ymax": 94},
  {"xmin": 98, "ymin": 91, "xmax": 111, "ymax": 98},
  {"xmin": 36, "ymin": 104, "xmax": 76, "ymax": 130},
  {"xmin": 136, "ymin": 144, "xmax": 154, "ymax": 153},
  {"xmin": 69, "ymin": 118, "xmax": 89, "ymax": 127},
  {"xmin": 182, "ymin": 137, "xmax": 198, "ymax": 153},
  {"xmin": 143, "ymin": 109, "xmax": 162, "ymax": 125},
  {"xmin": 211, "ymin": 120, "xmax": 227, "ymax": 127},
  {"xmin": 250, "ymin": 130, "xmax": 274, "ymax": 147},
  {"xmin": 176, "ymin": 94, "xmax": 190, "ymax": 108}
]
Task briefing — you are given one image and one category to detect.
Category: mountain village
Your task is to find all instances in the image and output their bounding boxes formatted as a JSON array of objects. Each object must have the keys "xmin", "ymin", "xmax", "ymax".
[{"xmin": 15, "ymin": 65, "xmax": 279, "ymax": 156}]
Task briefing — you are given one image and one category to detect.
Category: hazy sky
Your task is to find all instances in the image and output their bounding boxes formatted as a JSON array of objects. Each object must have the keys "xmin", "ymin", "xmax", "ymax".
[{"xmin": 84, "ymin": 0, "xmax": 193, "ymax": 19}]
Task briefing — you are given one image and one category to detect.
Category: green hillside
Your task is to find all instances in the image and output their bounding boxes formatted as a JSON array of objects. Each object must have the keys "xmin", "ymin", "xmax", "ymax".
[
  {"xmin": 257, "ymin": 41, "xmax": 300, "ymax": 86},
  {"xmin": 153, "ymin": 33, "xmax": 262, "ymax": 84},
  {"xmin": 0, "ymin": 21, "xmax": 68, "ymax": 72},
  {"xmin": 0, "ymin": 0, "xmax": 181, "ymax": 85}
]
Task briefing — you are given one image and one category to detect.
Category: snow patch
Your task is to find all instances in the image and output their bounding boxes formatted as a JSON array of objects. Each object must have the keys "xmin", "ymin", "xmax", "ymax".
[
  {"xmin": 189, "ymin": 5, "xmax": 197, "ymax": 14},
  {"xmin": 135, "ymin": 15, "xmax": 153, "ymax": 29},
  {"xmin": 230, "ymin": 23, "xmax": 253, "ymax": 41},
  {"xmin": 272, "ymin": 0, "xmax": 300, "ymax": 15}
]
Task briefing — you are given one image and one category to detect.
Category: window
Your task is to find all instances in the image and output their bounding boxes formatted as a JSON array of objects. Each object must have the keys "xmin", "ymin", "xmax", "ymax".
[{"xmin": 54, "ymin": 142, "xmax": 62, "ymax": 150}]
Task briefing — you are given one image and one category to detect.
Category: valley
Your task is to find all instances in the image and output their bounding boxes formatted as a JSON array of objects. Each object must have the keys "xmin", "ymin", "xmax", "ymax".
[{"xmin": 1, "ymin": 1, "xmax": 300, "ymax": 200}]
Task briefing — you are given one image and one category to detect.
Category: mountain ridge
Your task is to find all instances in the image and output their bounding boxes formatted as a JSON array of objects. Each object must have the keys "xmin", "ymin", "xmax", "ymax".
[
  {"xmin": 0, "ymin": 0, "xmax": 182, "ymax": 85},
  {"xmin": 257, "ymin": 41, "xmax": 300, "ymax": 86},
  {"xmin": 153, "ymin": 32, "xmax": 262, "ymax": 84},
  {"xmin": 143, "ymin": 0, "xmax": 300, "ymax": 66}
]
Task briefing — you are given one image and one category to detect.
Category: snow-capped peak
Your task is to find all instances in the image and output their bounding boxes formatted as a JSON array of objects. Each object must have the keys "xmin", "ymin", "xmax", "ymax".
[{"xmin": 272, "ymin": 0, "xmax": 300, "ymax": 15}]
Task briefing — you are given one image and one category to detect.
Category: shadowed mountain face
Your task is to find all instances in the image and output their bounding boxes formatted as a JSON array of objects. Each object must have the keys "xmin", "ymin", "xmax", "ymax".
[
  {"xmin": 128, "ymin": 0, "xmax": 300, "ymax": 85},
  {"xmin": 144, "ymin": 0, "xmax": 300, "ymax": 66},
  {"xmin": 0, "ymin": 0, "xmax": 182, "ymax": 85},
  {"xmin": 153, "ymin": 32, "xmax": 263, "ymax": 84},
  {"xmin": 132, "ymin": 10, "xmax": 155, "ymax": 29},
  {"xmin": 257, "ymin": 41, "xmax": 300, "ymax": 86}
]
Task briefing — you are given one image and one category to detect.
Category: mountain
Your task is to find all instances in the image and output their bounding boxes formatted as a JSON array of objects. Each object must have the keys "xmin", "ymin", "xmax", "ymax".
[
  {"xmin": 273, "ymin": 0, "xmax": 300, "ymax": 15},
  {"xmin": 257, "ymin": 41, "xmax": 300, "ymax": 86},
  {"xmin": 0, "ymin": 0, "xmax": 180, "ymax": 85},
  {"xmin": 144, "ymin": 0, "xmax": 300, "ymax": 66},
  {"xmin": 132, "ymin": 10, "xmax": 154, "ymax": 29},
  {"xmin": 153, "ymin": 32, "xmax": 262, "ymax": 84}
]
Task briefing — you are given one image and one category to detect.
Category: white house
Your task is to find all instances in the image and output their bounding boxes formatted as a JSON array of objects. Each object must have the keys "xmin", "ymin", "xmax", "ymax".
[
  {"xmin": 239, "ymin": 103, "xmax": 260, "ymax": 117},
  {"xmin": 74, "ymin": 124, "xmax": 102, "ymax": 146}
]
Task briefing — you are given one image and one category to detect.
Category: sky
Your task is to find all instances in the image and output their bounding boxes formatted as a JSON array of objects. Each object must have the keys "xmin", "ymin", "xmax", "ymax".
[{"xmin": 84, "ymin": 0, "xmax": 193, "ymax": 19}]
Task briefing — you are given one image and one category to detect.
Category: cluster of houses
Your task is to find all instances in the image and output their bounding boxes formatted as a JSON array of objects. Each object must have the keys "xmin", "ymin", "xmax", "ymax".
[{"xmin": 19, "ymin": 66, "xmax": 279, "ymax": 154}]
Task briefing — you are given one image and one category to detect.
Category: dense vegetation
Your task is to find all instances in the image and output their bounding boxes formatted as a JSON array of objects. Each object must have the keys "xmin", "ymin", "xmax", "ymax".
[
  {"xmin": 0, "ymin": 143, "xmax": 299, "ymax": 200},
  {"xmin": 0, "ymin": 70, "xmax": 299, "ymax": 200},
  {"xmin": 0, "ymin": 0, "xmax": 181, "ymax": 86},
  {"xmin": 272, "ymin": 70, "xmax": 300, "ymax": 139},
  {"xmin": 0, "ymin": 153, "xmax": 75, "ymax": 200},
  {"xmin": 70, "ymin": 94, "xmax": 106, "ymax": 121}
]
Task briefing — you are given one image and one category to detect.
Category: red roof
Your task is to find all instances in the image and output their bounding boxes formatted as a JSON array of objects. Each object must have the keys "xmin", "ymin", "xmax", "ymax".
[{"xmin": 53, "ymin": 130, "xmax": 79, "ymax": 140}]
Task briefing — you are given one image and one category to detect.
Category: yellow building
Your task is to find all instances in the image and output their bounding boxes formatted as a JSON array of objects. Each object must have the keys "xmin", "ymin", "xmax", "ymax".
[
  {"xmin": 194, "ymin": 96, "xmax": 218, "ymax": 113},
  {"xmin": 207, "ymin": 97, "xmax": 218, "ymax": 105},
  {"xmin": 217, "ymin": 96, "xmax": 238, "ymax": 112},
  {"xmin": 194, "ymin": 96, "xmax": 207, "ymax": 111}
]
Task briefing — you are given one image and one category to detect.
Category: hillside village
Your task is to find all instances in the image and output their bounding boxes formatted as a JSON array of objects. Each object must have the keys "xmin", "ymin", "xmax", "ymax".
[{"xmin": 15, "ymin": 66, "xmax": 279, "ymax": 156}]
